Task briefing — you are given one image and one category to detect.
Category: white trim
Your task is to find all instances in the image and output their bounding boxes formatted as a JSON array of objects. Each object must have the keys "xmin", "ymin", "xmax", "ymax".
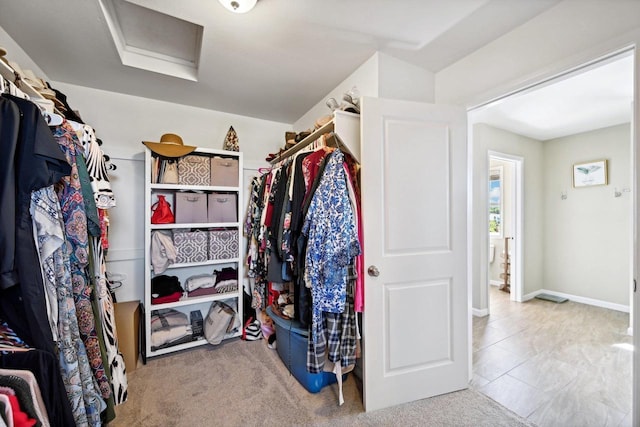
[
  {"xmin": 464, "ymin": 42, "xmax": 637, "ymax": 113},
  {"xmin": 472, "ymin": 308, "xmax": 489, "ymax": 317},
  {"xmin": 105, "ymin": 248, "xmax": 144, "ymax": 262},
  {"xmin": 488, "ymin": 152, "xmax": 524, "ymax": 303},
  {"xmin": 628, "ymin": 327, "xmax": 633, "ymax": 336},
  {"xmin": 489, "ymin": 280, "xmax": 501, "ymax": 286},
  {"xmin": 523, "ymin": 289, "xmax": 630, "ymax": 313}
]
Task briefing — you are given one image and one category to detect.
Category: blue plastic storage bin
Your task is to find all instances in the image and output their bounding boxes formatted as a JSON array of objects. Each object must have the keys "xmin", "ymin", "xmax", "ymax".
[{"xmin": 266, "ymin": 307, "xmax": 337, "ymax": 393}]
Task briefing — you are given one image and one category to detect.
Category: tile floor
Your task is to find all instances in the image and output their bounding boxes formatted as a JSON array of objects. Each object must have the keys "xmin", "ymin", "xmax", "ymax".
[{"xmin": 472, "ymin": 286, "xmax": 633, "ymax": 427}]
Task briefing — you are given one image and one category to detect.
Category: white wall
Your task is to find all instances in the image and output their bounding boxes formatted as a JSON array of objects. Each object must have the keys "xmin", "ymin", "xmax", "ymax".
[
  {"xmin": 436, "ymin": 1, "xmax": 640, "ymax": 108},
  {"xmin": 0, "ymin": 25, "xmax": 47, "ymax": 78},
  {"xmin": 293, "ymin": 51, "xmax": 435, "ymax": 130},
  {"xmin": 543, "ymin": 124, "xmax": 631, "ymax": 306},
  {"xmin": 471, "ymin": 123, "xmax": 544, "ymax": 311},
  {"xmin": 474, "ymin": 123, "xmax": 632, "ymax": 311},
  {"xmin": 378, "ymin": 52, "xmax": 435, "ymax": 104},
  {"xmin": 293, "ymin": 53, "xmax": 379, "ymax": 132},
  {"xmin": 52, "ymin": 82, "xmax": 290, "ymax": 304}
]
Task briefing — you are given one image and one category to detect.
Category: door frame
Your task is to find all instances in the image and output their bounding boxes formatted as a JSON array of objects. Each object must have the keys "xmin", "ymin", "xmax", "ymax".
[
  {"xmin": 487, "ymin": 152, "xmax": 524, "ymax": 303},
  {"xmin": 467, "ymin": 46, "xmax": 637, "ymax": 424}
]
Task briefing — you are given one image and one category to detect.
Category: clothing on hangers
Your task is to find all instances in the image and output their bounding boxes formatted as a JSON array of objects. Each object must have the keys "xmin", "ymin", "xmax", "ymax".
[{"xmin": 247, "ymin": 144, "xmax": 361, "ymax": 407}]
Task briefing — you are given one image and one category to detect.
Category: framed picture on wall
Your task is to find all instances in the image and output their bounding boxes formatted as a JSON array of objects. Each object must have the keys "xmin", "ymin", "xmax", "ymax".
[{"xmin": 573, "ymin": 159, "xmax": 608, "ymax": 188}]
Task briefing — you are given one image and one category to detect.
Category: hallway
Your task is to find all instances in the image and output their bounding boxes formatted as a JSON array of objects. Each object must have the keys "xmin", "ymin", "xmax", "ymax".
[{"xmin": 472, "ymin": 286, "xmax": 632, "ymax": 426}]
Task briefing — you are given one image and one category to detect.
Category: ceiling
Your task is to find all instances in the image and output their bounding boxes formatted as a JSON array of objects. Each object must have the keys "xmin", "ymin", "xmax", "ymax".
[
  {"xmin": 472, "ymin": 52, "xmax": 634, "ymax": 141},
  {"xmin": 0, "ymin": 0, "xmax": 634, "ymax": 137}
]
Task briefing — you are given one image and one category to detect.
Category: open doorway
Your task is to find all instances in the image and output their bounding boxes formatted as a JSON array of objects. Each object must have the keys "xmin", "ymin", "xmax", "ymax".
[
  {"xmin": 487, "ymin": 153, "xmax": 523, "ymax": 307},
  {"xmin": 471, "ymin": 49, "xmax": 634, "ymax": 322},
  {"xmin": 469, "ymin": 49, "xmax": 634, "ymax": 425}
]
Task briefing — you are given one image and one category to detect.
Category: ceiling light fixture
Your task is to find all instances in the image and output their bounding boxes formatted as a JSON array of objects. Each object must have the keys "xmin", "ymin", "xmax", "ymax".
[{"xmin": 218, "ymin": 0, "xmax": 257, "ymax": 13}]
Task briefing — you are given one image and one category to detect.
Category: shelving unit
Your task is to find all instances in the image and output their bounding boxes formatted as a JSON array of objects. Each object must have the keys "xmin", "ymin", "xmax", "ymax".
[
  {"xmin": 270, "ymin": 110, "xmax": 360, "ymax": 164},
  {"xmin": 143, "ymin": 147, "xmax": 243, "ymax": 358},
  {"xmin": 0, "ymin": 60, "xmax": 42, "ymax": 99},
  {"xmin": 499, "ymin": 237, "xmax": 511, "ymax": 293}
]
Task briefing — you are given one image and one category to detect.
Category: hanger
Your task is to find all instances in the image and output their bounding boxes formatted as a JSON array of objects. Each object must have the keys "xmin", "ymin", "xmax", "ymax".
[
  {"xmin": 0, "ymin": 344, "xmax": 33, "ymax": 353},
  {"xmin": 325, "ymin": 132, "xmax": 354, "ymax": 158},
  {"xmin": 43, "ymin": 111, "xmax": 63, "ymax": 126},
  {"xmin": 29, "ymin": 96, "xmax": 64, "ymax": 126},
  {"xmin": 67, "ymin": 119, "xmax": 84, "ymax": 132}
]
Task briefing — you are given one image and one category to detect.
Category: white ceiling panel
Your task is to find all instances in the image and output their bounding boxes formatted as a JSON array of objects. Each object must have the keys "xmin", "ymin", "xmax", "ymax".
[
  {"xmin": 0, "ymin": 0, "xmax": 632, "ymax": 133},
  {"xmin": 473, "ymin": 53, "xmax": 634, "ymax": 141}
]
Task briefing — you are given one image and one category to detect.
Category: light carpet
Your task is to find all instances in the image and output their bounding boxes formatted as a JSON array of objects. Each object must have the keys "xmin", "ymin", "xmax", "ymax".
[{"xmin": 112, "ymin": 338, "xmax": 536, "ymax": 426}]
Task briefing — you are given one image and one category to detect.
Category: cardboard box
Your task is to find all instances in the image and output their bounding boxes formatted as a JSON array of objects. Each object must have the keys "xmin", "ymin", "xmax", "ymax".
[
  {"xmin": 208, "ymin": 229, "xmax": 238, "ymax": 260},
  {"xmin": 173, "ymin": 229, "xmax": 208, "ymax": 264},
  {"xmin": 210, "ymin": 156, "xmax": 239, "ymax": 187},
  {"xmin": 114, "ymin": 301, "xmax": 141, "ymax": 373},
  {"xmin": 178, "ymin": 154, "xmax": 210, "ymax": 186},
  {"xmin": 175, "ymin": 192, "xmax": 208, "ymax": 224},
  {"xmin": 207, "ymin": 193, "xmax": 238, "ymax": 223}
]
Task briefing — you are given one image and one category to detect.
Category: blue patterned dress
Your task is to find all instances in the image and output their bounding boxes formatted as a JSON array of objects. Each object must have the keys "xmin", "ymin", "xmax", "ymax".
[{"xmin": 302, "ymin": 150, "xmax": 361, "ymax": 344}]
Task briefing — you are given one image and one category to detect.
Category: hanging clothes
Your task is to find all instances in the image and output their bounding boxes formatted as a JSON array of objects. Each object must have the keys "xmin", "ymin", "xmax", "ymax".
[
  {"xmin": 342, "ymin": 157, "xmax": 364, "ymax": 313},
  {"xmin": 52, "ymin": 121, "xmax": 112, "ymax": 406},
  {"xmin": 30, "ymin": 186, "xmax": 105, "ymax": 427},
  {"xmin": 80, "ymin": 125, "xmax": 128, "ymax": 406},
  {"xmin": 301, "ymin": 149, "xmax": 361, "ymax": 345},
  {"xmin": 0, "ymin": 94, "xmax": 76, "ymax": 426},
  {"xmin": 79, "ymin": 125, "xmax": 115, "ymax": 210},
  {"xmin": 0, "ymin": 94, "xmax": 70, "ymax": 357}
]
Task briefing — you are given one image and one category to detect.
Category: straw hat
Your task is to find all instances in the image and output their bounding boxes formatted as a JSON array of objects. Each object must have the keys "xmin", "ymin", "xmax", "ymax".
[{"xmin": 142, "ymin": 133, "xmax": 197, "ymax": 157}]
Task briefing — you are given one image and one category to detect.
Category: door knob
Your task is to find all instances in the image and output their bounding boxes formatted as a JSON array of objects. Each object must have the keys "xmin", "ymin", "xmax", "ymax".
[{"xmin": 368, "ymin": 265, "xmax": 380, "ymax": 277}]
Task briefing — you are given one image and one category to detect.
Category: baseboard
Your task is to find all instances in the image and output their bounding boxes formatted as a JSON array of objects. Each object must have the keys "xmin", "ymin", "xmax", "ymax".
[
  {"xmin": 489, "ymin": 280, "xmax": 501, "ymax": 287},
  {"xmin": 522, "ymin": 290, "xmax": 543, "ymax": 302},
  {"xmin": 472, "ymin": 308, "xmax": 489, "ymax": 317},
  {"xmin": 525, "ymin": 289, "xmax": 630, "ymax": 313}
]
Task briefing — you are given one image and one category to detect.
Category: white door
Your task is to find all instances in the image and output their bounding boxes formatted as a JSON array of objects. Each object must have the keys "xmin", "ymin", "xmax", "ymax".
[{"xmin": 360, "ymin": 97, "xmax": 469, "ymax": 411}]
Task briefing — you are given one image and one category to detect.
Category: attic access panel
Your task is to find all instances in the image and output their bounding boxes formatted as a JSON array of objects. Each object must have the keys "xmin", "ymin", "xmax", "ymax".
[{"xmin": 100, "ymin": 0, "xmax": 203, "ymax": 81}]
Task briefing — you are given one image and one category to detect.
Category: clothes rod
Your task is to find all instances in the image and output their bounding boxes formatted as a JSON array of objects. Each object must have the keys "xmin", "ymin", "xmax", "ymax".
[{"xmin": 269, "ymin": 120, "xmax": 335, "ymax": 165}]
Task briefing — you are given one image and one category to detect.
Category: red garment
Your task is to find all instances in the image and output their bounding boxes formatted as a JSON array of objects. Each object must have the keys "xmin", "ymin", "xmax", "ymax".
[
  {"xmin": 6, "ymin": 393, "xmax": 36, "ymax": 427},
  {"xmin": 301, "ymin": 148, "xmax": 330, "ymax": 208},
  {"xmin": 99, "ymin": 209, "xmax": 109, "ymax": 250},
  {"xmin": 151, "ymin": 291, "xmax": 182, "ymax": 304},
  {"xmin": 262, "ymin": 171, "xmax": 274, "ymax": 227},
  {"xmin": 344, "ymin": 163, "xmax": 364, "ymax": 312}
]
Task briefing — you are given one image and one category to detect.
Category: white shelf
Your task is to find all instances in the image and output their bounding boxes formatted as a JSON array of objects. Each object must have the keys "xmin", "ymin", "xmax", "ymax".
[
  {"xmin": 270, "ymin": 110, "xmax": 360, "ymax": 164},
  {"xmin": 150, "ymin": 183, "xmax": 239, "ymax": 192},
  {"xmin": 151, "ymin": 222, "xmax": 240, "ymax": 230},
  {"xmin": 149, "ymin": 337, "xmax": 208, "ymax": 357},
  {"xmin": 150, "ymin": 291, "xmax": 240, "ymax": 310},
  {"xmin": 144, "ymin": 147, "xmax": 243, "ymax": 359},
  {"xmin": 0, "ymin": 60, "xmax": 45, "ymax": 100},
  {"xmin": 150, "ymin": 330, "xmax": 242, "ymax": 357},
  {"xmin": 160, "ymin": 258, "xmax": 240, "ymax": 270}
]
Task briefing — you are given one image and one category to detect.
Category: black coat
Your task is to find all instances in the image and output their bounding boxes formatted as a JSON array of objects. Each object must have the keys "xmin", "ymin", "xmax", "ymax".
[{"xmin": 0, "ymin": 94, "xmax": 70, "ymax": 352}]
